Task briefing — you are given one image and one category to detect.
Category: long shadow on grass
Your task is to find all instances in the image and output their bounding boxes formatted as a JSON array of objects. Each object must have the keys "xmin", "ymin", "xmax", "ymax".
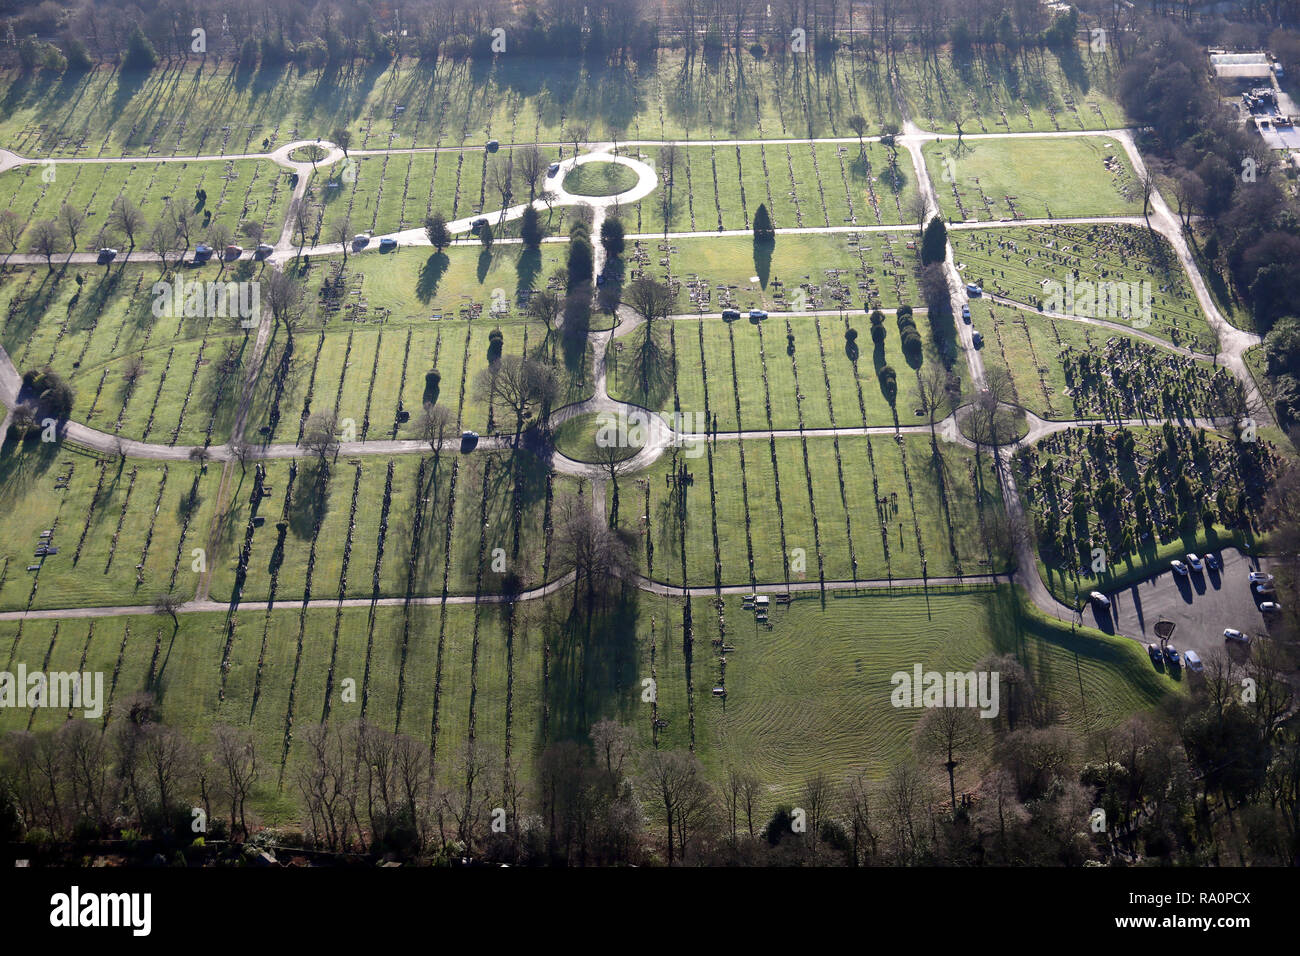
[{"xmin": 542, "ymin": 586, "xmax": 641, "ymax": 742}]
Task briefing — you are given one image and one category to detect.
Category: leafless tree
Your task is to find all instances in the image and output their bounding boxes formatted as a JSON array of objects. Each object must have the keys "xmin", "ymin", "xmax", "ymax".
[
  {"xmin": 212, "ymin": 725, "xmax": 258, "ymax": 839},
  {"xmin": 416, "ymin": 402, "xmax": 453, "ymax": 453},
  {"xmin": 642, "ymin": 748, "xmax": 711, "ymax": 865},
  {"xmin": 474, "ymin": 354, "xmax": 559, "ymax": 437},
  {"xmin": 108, "ymin": 196, "xmax": 144, "ymax": 250},
  {"xmin": 528, "ymin": 288, "xmax": 563, "ymax": 358},
  {"xmin": 519, "ymin": 144, "xmax": 546, "ymax": 201},
  {"xmin": 147, "ymin": 215, "xmax": 181, "ymax": 271},
  {"xmin": 488, "ymin": 153, "xmax": 515, "ymax": 218},
  {"xmin": 153, "ymin": 591, "xmax": 182, "ymax": 632},
  {"xmin": 208, "ymin": 222, "xmax": 234, "ymax": 271},
  {"xmin": 0, "ymin": 208, "xmax": 23, "ymax": 253},
  {"xmin": 301, "ymin": 409, "xmax": 340, "ymax": 459},
  {"xmin": 57, "ymin": 202, "xmax": 86, "ymax": 252},
  {"xmin": 265, "ymin": 269, "xmax": 304, "ymax": 338},
  {"xmin": 330, "ymin": 214, "xmax": 353, "ymax": 264},
  {"xmin": 625, "ymin": 276, "xmax": 675, "ymax": 397},
  {"xmin": 29, "ymin": 219, "xmax": 63, "ymax": 270},
  {"xmin": 918, "ymin": 706, "xmax": 986, "ymax": 816}
]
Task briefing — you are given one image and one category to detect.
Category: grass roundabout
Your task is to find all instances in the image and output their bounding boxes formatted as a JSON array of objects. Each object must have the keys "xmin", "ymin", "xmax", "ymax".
[
  {"xmin": 562, "ymin": 161, "xmax": 640, "ymax": 197},
  {"xmin": 552, "ymin": 410, "xmax": 646, "ymax": 463},
  {"xmin": 957, "ymin": 402, "xmax": 1030, "ymax": 445}
]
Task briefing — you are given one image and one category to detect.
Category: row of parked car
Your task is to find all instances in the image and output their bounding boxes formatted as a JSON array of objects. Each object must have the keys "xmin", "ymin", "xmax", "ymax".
[
  {"xmin": 721, "ymin": 308, "xmax": 768, "ymax": 321},
  {"xmin": 97, "ymin": 243, "xmax": 278, "ymax": 265}
]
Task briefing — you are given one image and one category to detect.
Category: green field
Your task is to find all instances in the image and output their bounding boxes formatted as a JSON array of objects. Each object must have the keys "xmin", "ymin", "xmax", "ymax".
[{"xmin": 924, "ymin": 135, "xmax": 1141, "ymax": 222}]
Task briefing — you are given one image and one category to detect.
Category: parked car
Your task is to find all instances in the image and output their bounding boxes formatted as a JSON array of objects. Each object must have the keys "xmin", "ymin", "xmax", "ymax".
[
  {"xmin": 1089, "ymin": 591, "xmax": 1110, "ymax": 609},
  {"xmin": 721, "ymin": 308, "xmax": 741, "ymax": 321},
  {"xmin": 472, "ymin": 218, "xmax": 489, "ymax": 232},
  {"xmin": 378, "ymin": 237, "xmax": 398, "ymax": 251},
  {"xmin": 1164, "ymin": 644, "xmax": 1181, "ymax": 666},
  {"xmin": 1205, "ymin": 553, "xmax": 1220, "ymax": 571},
  {"xmin": 1224, "ymin": 628, "xmax": 1250, "ymax": 645},
  {"xmin": 1186, "ymin": 553, "xmax": 1203, "ymax": 571},
  {"xmin": 972, "ymin": 330, "xmax": 983, "ymax": 347},
  {"xmin": 255, "ymin": 243, "xmax": 275, "ymax": 258},
  {"xmin": 1184, "ymin": 650, "xmax": 1204, "ymax": 673},
  {"xmin": 194, "ymin": 243, "xmax": 213, "ymax": 262},
  {"xmin": 352, "ymin": 234, "xmax": 370, "ymax": 249},
  {"xmin": 486, "ymin": 140, "xmax": 500, "ymax": 152},
  {"xmin": 1260, "ymin": 601, "xmax": 1283, "ymax": 613},
  {"xmin": 224, "ymin": 244, "xmax": 243, "ymax": 260},
  {"xmin": 966, "ymin": 283, "xmax": 982, "ymax": 296},
  {"xmin": 547, "ymin": 162, "xmax": 561, "ymax": 177},
  {"xmin": 97, "ymin": 248, "xmax": 118, "ymax": 263},
  {"xmin": 749, "ymin": 309, "xmax": 768, "ymax": 320},
  {"xmin": 1170, "ymin": 559, "xmax": 1188, "ymax": 576},
  {"xmin": 460, "ymin": 430, "xmax": 479, "ymax": 451},
  {"xmin": 1253, "ymin": 582, "xmax": 1276, "ymax": 596},
  {"xmin": 961, "ymin": 304, "xmax": 971, "ymax": 322},
  {"xmin": 1147, "ymin": 644, "xmax": 1163, "ymax": 666},
  {"xmin": 1249, "ymin": 571, "xmax": 1274, "ymax": 585}
]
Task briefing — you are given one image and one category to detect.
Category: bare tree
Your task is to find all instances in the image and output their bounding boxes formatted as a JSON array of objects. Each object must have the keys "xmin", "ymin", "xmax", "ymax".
[
  {"xmin": 917, "ymin": 363, "xmax": 948, "ymax": 433},
  {"xmin": 0, "ymin": 208, "xmax": 23, "ymax": 253},
  {"xmin": 474, "ymin": 354, "xmax": 560, "ymax": 437},
  {"xmin": 528, "ymin": 289, "xmax": 563, "ymax": 358},
  {"xmin": 641, "ymin": 749, "xmax": 710, "ymax": 865},
  {"xmin": 488, "ymin": 153, "xmax": 515, "ymax": 219},
  {"xmin": 625, "ymin": 277, "xmax": 674, "ymax": 398},
  {"xmin": 265, "ymin": 269, "xmax": 304, "ymax": 338},
  {"xmin": 208, "ymin": 222, "xmax": 234, "ymax": 271},
  {"xmin": 212, "ymin": 725, "xmax": 258, "ymax": 839},
  {"xmin": 329, "ymin": 214, "xmax": 353, "ymax": 264},
  {"xmin": 29, "ymin": 219, "xmax": 63, "ymax": 271},
  {"xmin": 108, "ymin": 196, "xmax": 144, "ymax": 250},
  {"xmin": 658, "ymin": 143, "xmax": 679, "ymax": 234},
  {"xmin": 58, "ymin": 202, "xmax": 85, "ymax": 252},
  {"xmin": 301, "ymin": 409, "xmax": 340, "ymax": 459},
  {"xmin": 147, "ymin": 215, "xmax": 181, "ymax": 271},
  {"xmin": 918, "ymin": 706, "xmax": 986, "ymax": 816},
  {"xmin": 153, "ymin": 591, "xmax": 182, "ymax": 632},
  {"xmin": 518, "ymin": 144, "xmax": 546, "ymax": 201},
  {"xmin": 416, "ymin": 402, "xmax": 453, "ymax": 453}
]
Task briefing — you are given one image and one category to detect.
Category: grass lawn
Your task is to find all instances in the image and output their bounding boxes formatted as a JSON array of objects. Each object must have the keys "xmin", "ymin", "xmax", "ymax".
[
  {"xmin": 924, "ymin": 135, "xmax": 1141, "ymax": 222},
  {"xmin": 615, "ymin": 434, "xmax": 1007, "ymax": 588},
  {"xmin": 0, "ymin": 158, "xmax": 289, "ymax": 249},
  {"xmin": 0, "ymin": 442, "xmax": 220, "ymax": 610},
  {"xmin": 896, "ymin": 45, "xmax": 1125, "ymax": 134},
  {"xmin": 563, "ymin": 161, "xmax": 639, "ymax": 197},
  {"xmin": 553, "ymin": 411, "xmax": 644, "ymax": 463},
  {"xmin": 608, "ymin": 310, "xmax": 965, "ymax": 430}
]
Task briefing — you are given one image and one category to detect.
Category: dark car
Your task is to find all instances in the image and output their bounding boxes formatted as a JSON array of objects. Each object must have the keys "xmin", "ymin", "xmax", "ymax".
[
  {"xmin": 460, "ymin": 430, "xmax": 479, "ymax": 452},
  {"xmin": 722, "ymin": 309, "xmax": 741, "ymax": 321},
  {"xmin": 97, "ymin": 248, "xmax": 118, "ymax": 264},
  {"xmin": 1164, "ymin": 644, "xmax": 1181, "ymax": 666}
]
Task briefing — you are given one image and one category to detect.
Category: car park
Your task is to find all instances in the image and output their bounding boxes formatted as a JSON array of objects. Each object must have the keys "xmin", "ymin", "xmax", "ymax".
[
  {"xmin": 379, "ymin": 237, "xmax": 398, "ymax": 251},
  {"xmin": 1224, "ymin": 628, "xmax": 1250, "ymax": 645},
  {"xmin": 1183, "ymin": 650, "xmax": 1204, "ymax": 673},
  {"xmin": 1170, "ymin": 559, "xmax": 1188, "ymax": 576},
  {"xmin": 1089, "ymin": 591, "xmax": 1110, "ymax": 609},
  {"xmin": 1249, "ymin": 571, "xmax": 1273, "ymax": 585},
  {"xmin": 1260, "ymin": 601, "xmax": 1282, "ymax": 613},
  {"xmin": 97, "ymin": 248, "xmax": 117, "ymax": 263},
  {"xmin": 1186, "ymin": 553, "xmax": 1203, "ymax": 571},
  {"xmin": 721, "ymin": 308, "xmax": 741, "ymax": 321}
]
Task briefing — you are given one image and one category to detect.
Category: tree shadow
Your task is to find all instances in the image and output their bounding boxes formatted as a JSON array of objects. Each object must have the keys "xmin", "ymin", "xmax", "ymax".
[
  {"xmin": 515, "ymin": 246, "xmax": 542, "ymax": 295},
  {"xmin": 286, "ymin": 459, "xmax": 330, "ymax": 539},
  {"xmin": 416, "ymin": 251, "xmax": 449, "ymax": 304},
  {"xmin": 753, "ymin": 238, "xmax": 774, "ymax": 289},
  {"xmin": 477, "ymin": 247, "xmax": 493, "ymax": 285}
]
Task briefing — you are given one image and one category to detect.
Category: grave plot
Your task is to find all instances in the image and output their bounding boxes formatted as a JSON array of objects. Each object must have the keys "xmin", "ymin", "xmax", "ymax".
[
  {"xmin": 950, "ymin": 224, "xmax": 1214, "ymax": 351},
  {"xmin": 620, "ymin": 232, "xmax": 922, "ymax": 318},
  {"xmin": 0, "ymin": 447, "xmax": 220, "ymax": 611},
  {"xmin": 206, "ymin": 451, "xmax": 573, "ymax": 605},
  {"xmin": 0, "ymin": 158, "xmax": 289, "ymax": 250},
  {"xmin": 895, "ymin": 46, "xmax": 1123, "ymax": 135},
  {"xmin": 1015, "ymin": 424, "xmax": 1282, "ymax": 588},
  {"xmin": 974, "ymin": 302, "xmax": 1238, "ymax": 422},
  {"xmin": 617, "ymin": 309, "xmax": 963, "ymax": 432},
  {"xmin": 616, "ymin": 434, "xmax": 1005, "ymax": 588},
  {"xmin": 922, "ymin": 136, "xmax": 1141, "ymax": 222}
]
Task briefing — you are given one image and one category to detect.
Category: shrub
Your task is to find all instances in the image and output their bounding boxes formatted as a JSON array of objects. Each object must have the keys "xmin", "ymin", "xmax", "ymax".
[{"xmin": 487, "ymin": 329, "xmax": 504, "ymax": 363}]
